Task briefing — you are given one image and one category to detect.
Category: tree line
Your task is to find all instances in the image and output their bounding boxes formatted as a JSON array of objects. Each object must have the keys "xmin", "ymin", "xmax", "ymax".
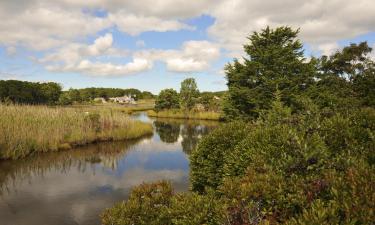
[
  {"xmin": 0, "ymin": 80, "xmax": 62, "ymax": 104},
  {"xmin": 0, "ymin": 80, "xmax": 155, "ymax": 105}
]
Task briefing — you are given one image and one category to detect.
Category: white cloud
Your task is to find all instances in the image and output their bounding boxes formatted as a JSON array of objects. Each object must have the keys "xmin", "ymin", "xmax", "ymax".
[
  {"xmin": 316, "ymin": 42, "xmax": 340, "ymax": 56},
  {"xmin": 40, "ymin": 33, "xmax": 151, "ymax": 76},
  {"xmin": 208, "ymin": 0, "xmax": 375, "ymax": 56},
  {"xmin": 109, "ymin": 13, "xmax": 194, "ymax": 35},
  {"xmin": 6, "ymin": 46, "xmax": 17, "ymax": 56},
  {"xmin": 1, "ymin": 0, "xmax": 374, "ymax": 77},
  {"xmin": 47, "ymin": 58, "xmax": 152, "ymax": 77},
  {"xmin": 136, "ymin": 40, "xmax": 146, "ymax": 48},
  {"xmin": 0, "ymin": 6, "xmax": 111, "ymax": 50},
  {"xmin": 135, "ymin": 40, "xmax": 221, "ymax": 72}
]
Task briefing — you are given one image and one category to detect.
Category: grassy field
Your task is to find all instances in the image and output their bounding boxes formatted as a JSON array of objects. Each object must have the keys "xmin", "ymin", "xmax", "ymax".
[
  {"xmin": 0, "ymin": 104, "xmax": 153, "ymax": 160},
  {"xmin": 147, "ymin": 109, "xmax": 222, "ymax": 120}
]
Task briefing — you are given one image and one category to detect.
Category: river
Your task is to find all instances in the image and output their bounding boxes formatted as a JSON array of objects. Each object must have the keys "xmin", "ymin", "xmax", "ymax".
[{"xmin": 0, "ymin": 113, "xmax": 219, "ymax": 225}]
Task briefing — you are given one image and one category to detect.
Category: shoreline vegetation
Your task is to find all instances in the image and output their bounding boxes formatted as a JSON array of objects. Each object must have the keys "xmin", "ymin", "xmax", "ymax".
[
  {"xmin": 147, "ymin": 109, "xmax": 222, "ymax": 120},
  {"xmin": 0, "ymin": 104, "xmax": 153, "ymax": 160},
  {"xmin": 101, "ymin": 26, "xmax": 375, "ymax": 225}
]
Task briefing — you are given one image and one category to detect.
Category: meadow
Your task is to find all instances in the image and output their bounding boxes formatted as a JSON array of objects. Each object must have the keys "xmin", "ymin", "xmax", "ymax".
[{"xmin": 0, "ymin": 104, "xmax": 153, "ymax": 160}]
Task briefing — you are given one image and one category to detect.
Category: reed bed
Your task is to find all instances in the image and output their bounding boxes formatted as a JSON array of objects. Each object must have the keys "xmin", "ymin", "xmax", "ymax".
[
  {"xmin": 0, "ymin": 104, "xmax": 153, "ymax": 160},
  {"xmin": 147, "ymin": 110, "xmax": 222, "ymax": 120}
]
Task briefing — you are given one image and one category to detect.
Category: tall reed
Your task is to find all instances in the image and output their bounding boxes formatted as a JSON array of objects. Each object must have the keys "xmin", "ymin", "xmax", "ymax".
[{"xmin": 0, "ymin": 104, "xmax": 153, "ymax": 159}]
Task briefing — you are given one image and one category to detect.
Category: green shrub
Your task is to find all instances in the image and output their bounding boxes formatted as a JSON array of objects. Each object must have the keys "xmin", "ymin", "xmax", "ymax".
[
  {"xmin": 190, "ymin": 121, "xmax": 249, "ymax": 192},
  {"xmin": 101, "ymin": 181, "xmax": 225, "ymax": 225},
  {"xmin": 101, "ymin": 181, "xmax": 173, "ymax": 225},
  {"xmin": 286, "ymin": 163, "xmax": 375, "ymax": 224}
]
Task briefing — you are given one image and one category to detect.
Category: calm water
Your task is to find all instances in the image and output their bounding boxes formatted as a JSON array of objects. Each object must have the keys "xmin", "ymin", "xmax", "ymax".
[{"xmin": 0, "ymin": 113, "xmax": 218, "ymax": 225}]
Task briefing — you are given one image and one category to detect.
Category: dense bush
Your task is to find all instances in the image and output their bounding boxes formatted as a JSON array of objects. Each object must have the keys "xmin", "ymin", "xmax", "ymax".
[
  {"xmin": 155, "ymin": 89, "xmax": 180, "ymax": 111},
  {"xmin": 190, "ymin": 122, "xmax": 249, "ymax": 192},
  {"xmin": 189, "ymin": 101, "xmax": 375, "ymax": 223},
  {"xmin": 101, "ymin": 181, "xmax": 225, "ymax": 225}
]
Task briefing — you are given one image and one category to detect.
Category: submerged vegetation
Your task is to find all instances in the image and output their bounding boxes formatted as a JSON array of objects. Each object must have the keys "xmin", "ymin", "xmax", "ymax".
[
  {"xmin": 0, "ymin": 104, "xmax": 153, "ymax": 160},
  {"xmin": 102, "ymin": 26, "xmax": 375, "ymax": 224}
]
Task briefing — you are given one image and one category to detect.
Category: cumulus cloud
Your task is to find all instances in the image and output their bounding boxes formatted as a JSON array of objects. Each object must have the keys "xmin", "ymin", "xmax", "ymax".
[
  {"xmin": 40, "ymin": 34, "xmax": 219, "ymax": 76},
  {"xmin": 1, "ymin": 0, "xmax": 374, "ymax": 77},
  {"xmin": 135, "ymin": 40, "xmax": 221, "ymax": 72},
  {"xmin": 0, "ymin": 5, "xmax": 111, "ymax": 50},
  {"xmin": 40, "ymin": 33, "xmax": 152, "ymax": 76},
  {"xmin": 136, "ymin": 40, "xmax": 146, "ymax": 48},
  {"xmin": 208, "ymin": 0, "xmax": 375, "ymax": 56},
  {"xmin": 109, "ymin": 13, "xmax": 194, "ymax": 35},
  {"xmin": 315, "ymin": 42, "xmax": 340, "ymax": 56}
]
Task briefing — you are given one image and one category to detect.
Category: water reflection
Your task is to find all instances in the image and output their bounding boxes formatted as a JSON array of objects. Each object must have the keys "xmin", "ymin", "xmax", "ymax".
[
  {"xmin": 152, "ymin": 118, "xmax": 217, "ymax": 155},
  {"xmin": 0, "ymin": 114, "xmax": 219, "ymax": 225}
]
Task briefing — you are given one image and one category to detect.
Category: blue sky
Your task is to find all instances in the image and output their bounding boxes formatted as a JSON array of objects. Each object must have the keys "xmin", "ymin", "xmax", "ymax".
[{"xmin": 0, "ymin": 1, "xmax": 374, "ymax": 94}]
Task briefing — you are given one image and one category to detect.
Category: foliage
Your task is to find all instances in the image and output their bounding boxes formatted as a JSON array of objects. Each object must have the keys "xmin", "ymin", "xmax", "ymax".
[
  {"xmin": 189, "ymin": 98, "xmax": 375, "ymax": 223},
  {"xmin": 198, "ymin": 92, "xmax": 223, "ymax": 111},
  {"xmin": 180, "ymin": 78, "xmax": 200, "ymax": 110},
  {"xmin": 101, "ymin": 181, "xmax": 173, "ymax": 225},
  {"xmin": 155, "ymin": 89, "xmax": 180, "ymax": 111},
  {"xmin": 190, "ymin": 122, "xmax": 249, "ymax": 192},
  {"xmin": 223, "ymin": 26, "xmax": 315, "ymax": 120},
  {"xmin": 101, "ymin": 26, "xmax": 375, "ymax": 225},
  {"xmin": 101, "ymin": 181, "xmax": 225, "ymax": 225},
  {"xmin": 223, "ymin": 27, "xmax": 375, "ymax": 121},
  {"xmin": 0, "ymin": 80, "xmax": 62, "ymax": 105}
]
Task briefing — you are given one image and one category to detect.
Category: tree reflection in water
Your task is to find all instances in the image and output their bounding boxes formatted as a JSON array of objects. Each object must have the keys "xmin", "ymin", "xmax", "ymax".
[{"xmin": 153, "ymin": 118, "xmax": 218, "ymax": 155}]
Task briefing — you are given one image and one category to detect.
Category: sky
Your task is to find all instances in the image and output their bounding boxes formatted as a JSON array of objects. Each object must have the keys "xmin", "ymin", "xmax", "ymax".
[{"xmin": 0, "ymin": 0, "xmax": 374, "ymax": 94}]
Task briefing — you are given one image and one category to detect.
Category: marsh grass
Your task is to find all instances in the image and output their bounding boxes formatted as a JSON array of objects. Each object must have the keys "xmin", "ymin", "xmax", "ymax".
[
  {"xmin": 147, "ymin": 109, "xmax": 221, "ymax": 120},
  {"xmin": 0, "ymin": 104, "xmax": 153, "ymax": 160}
]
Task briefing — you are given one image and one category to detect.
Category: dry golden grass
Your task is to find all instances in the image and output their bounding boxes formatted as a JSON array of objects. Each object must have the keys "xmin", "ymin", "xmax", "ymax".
[
  {"xmin": 0, "ymin": 104, "xmax": 153, "ymax": 160},
  {"xmin": 147, "ymin": 109, "xmax": 222, "ymax": 120}
]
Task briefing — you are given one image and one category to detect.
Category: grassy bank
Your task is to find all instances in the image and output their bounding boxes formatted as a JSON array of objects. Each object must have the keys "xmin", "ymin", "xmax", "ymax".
[
  {"xmin": 0, "ymin": 104, "xmax": 153, "ymax": 160},
  {"xmin": 147, "ymin": 109, "xmax": 221, "ymax": 120}
]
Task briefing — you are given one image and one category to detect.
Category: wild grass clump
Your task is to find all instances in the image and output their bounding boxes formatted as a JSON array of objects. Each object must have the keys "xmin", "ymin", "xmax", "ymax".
[
  {"xmin": 147, "ymin": 109, "xmax": 221, "ymax": 120},
  {"xmin": 0, "ymin": 104, "xmax": 153, "ymax": 159}
]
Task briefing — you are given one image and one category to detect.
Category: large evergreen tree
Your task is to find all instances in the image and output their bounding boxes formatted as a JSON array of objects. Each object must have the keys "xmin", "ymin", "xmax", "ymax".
[{"xmin": 224, "ymin": 26, "xmax": 315, "ymax": 120}]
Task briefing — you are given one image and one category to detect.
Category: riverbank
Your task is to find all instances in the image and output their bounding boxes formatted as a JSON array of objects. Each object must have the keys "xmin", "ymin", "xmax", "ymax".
[
  {"xmin": 147, "ymin": 109, "xmax": 221, "ymax": 120},
  {"xmin": 0, "ymin": 104, "xmax": 153, "ymax": 160}
]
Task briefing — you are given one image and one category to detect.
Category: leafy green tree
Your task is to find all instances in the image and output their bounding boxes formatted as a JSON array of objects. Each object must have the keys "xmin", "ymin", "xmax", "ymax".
[
  {"xmin": 317, "ymin": 42, "xmax": 375, "ymax": 108},
  {"xmin": 67, "ymin": 88, "xmax": 82, "ymax": 103},
  {"xmin": 40, "ymin": 82, "xmax": 62, "ymax": 104},
  {"xmin": 0, "ymin": 80, "xmax": 62, "ymax": 104},
  {"xmin": 223, "ymin": 26, "xmax": 315, "ymax": 120},
  {"xmin": 180, "ymin": 78, "xmax": 199, "ymax": 111},
  {"xmin": 140, "ymin": 91, "xmax": 155, "ymax": 99},
  {"xmin": 155, "ymin": 89, "xmax": 180, "ymax": 111}
]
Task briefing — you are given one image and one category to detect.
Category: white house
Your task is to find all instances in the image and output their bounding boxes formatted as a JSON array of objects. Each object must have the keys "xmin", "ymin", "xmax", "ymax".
[{"xmin": 110, "ymin": 95, "xmax": 136, "ymax": 104}]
